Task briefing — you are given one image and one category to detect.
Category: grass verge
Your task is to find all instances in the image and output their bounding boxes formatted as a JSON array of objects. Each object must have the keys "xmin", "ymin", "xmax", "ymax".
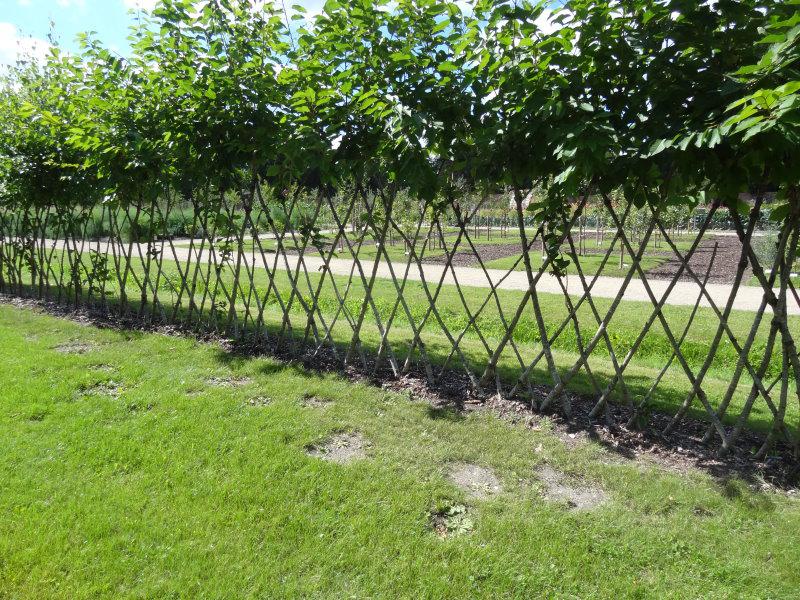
[{"xmin": 0, "ymin": 303, "xmax": 799, "ymax": 598}]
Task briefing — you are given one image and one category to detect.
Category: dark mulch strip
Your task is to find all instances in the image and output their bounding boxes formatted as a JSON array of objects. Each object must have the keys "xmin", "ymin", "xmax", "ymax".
[
  {"xmin": 421, "ymin": 233, "xmax": 753, "ymax": 285},
  {"xmin": 253, "ymin": 232, "xmax": 753, "ymax": 287},
  {"xmin": 646, "ymin": 234, "xmax": 751, "ymax": 285},
  {"xmin": 422, "ymin": 242, "xmax": 528, "ymax": 267},
  {"xmin": 3, "ymin": 293, "xmax": 797, "ymax": 491}
]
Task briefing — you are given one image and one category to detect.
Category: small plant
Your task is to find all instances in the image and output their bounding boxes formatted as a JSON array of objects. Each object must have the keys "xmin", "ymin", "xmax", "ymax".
[
  {"xmin": 753, "ymin": 231, "xmax": 779, "ymax": 274},
  {"xmin": 86, "ymin": 249, "xmax": 113, "ymax": 298},
  {"xmin": 429, "ymin": 503, "xmax": 474, "ymax": 538}
]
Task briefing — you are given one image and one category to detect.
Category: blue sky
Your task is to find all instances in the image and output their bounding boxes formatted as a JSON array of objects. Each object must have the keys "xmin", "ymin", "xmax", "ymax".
[{"xmin": 0, "ymin": 0, "xmax": 327, "ymax": 65}]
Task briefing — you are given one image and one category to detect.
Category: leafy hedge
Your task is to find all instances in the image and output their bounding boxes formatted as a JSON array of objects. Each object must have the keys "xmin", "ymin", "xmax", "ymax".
[
  {"xmin": 0, "ymin": 0, "xmax": 799, "ymax": 456},
  {"xmin": 0, "ymin": 0, "xmax": 797, "ymax": 219}
]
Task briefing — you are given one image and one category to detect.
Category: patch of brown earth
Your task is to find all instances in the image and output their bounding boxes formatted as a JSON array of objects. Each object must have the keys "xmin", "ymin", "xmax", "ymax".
[
  {"xmin": 80, "ymin": 380, "xmax": 122, "ymax": 399},
  {"xmin": 422, "ymin": 242, "xmax": 527, "ymax": 268},
  {"xmin": 206, "ymin": 375, "xmax": 252, "ymax": 388},
  {"xmin": 537, "ymin": 465, "xmax": 607, "ymax": 510},
  {"xmin": 306, "ymin": 432, "xmax": 367, "ymax": 464},
  {"xmin": 126, "ymin": 400, "xmax": 154, "ymax": 412},
  {"xmin": 471, "ymin": 390, "xmax": 799, "ymax": 492},
  {"xmin": 646, "ymin": 234, "xmax": 751, "ymax": 284},
  {"xmin": 246, "ymin": 395, "xmax": 272, "ymax": 407},
  {"xmin": 558, "ymin": 429, "xmax": 590, "ymax": 450},
  {"xmin": 448, "ymin": 463, "xmax": 502, "ymax": 499},
  {"xmin": 300, "ymin": 393, "xmax": 333, "ymax": 408},
  {"xmin": 418, "ymin": 233, "xmax": 751, "ymax": 285},
  {"xmin": 53, "ymin": 340, "xmax": 96, "ymax": 354}
]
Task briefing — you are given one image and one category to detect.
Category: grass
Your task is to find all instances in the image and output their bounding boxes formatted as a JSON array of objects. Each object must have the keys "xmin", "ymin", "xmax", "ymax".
[
  {"xmin": 482, "ymin": 251, "xmax": 667, "ymax": 277},
  {"xmin": 0, "ymin": 303, "xmax": 798, "ymax": 598}
]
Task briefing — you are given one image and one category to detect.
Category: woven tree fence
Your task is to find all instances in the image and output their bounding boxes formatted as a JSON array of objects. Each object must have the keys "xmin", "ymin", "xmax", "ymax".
[{"xmin": 1, "ymin": 0, "xmax": 799, "ymax": 459}]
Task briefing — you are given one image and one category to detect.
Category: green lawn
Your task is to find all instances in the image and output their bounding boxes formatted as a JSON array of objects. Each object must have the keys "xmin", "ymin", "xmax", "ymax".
[
  {"xmin": 482, "ymin": 251, "xmax": 668, "ymax": 277},
  {"xmin": 0, "ymin": 303, "xmax": 798, "ymax": 598},
  {"xmin": 481, "ymin": 233, "xmax": 696, "ymax": 276}
]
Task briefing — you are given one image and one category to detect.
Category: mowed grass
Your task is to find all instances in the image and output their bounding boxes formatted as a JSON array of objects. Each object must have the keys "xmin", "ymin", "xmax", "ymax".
[{"xmin": 1, "ymin": 303, "xmax": 799, "ymax": 598}]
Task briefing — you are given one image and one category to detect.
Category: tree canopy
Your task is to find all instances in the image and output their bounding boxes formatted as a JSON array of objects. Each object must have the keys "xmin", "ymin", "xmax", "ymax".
[{"xmin": 0, "ymin": 0, "xmax": 797, "ymax": 217}]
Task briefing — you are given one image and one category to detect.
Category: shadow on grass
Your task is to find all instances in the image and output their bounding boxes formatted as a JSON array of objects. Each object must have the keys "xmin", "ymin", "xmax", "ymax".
[
  {"xmin": 2, "ymin": 281, "xmax": 798, "ymax": 490},
  {"xmin": 426, "ymin": 405, "xmax": 467, "ymax": 422}
]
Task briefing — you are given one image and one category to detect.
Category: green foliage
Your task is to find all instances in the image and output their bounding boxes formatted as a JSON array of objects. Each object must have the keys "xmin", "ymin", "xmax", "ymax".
[
  {"xmin": 0, "ymin": 2, "xmax": 797, "ymax": 449},
  {"xmin": 0, "ymin": 0, "xmax": 795, "ymax": 220}
]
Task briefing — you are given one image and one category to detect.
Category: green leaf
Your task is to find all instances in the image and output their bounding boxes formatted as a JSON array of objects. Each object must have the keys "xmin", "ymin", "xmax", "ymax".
[{"xmin": 769, "ymin": 203, "xmax": 791, "ymax": 222}]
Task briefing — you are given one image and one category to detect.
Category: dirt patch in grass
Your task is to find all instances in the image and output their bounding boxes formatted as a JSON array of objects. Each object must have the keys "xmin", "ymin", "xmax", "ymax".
[
  {"xmin": 306, "ymin": 432, "xmax": 367, "ymax": 464},
  {"xmin": 88, "ymin": 363, "xmax": 116, "ymax": 373},
  {"xmin": 206, "ymin": 375, "xmax": 253, "ymax": 388},
  {"xmin": 557, "ymin": 429, "xmax": 590, "ymax": 450},
  {"xmin": 418, "ymin": 234, "xmax": 750, "ymax": 284},
  {"xmin": 537, "ymin": 465, "xmax": 607, "ymax": 510},
  {"xmin": 246, "ymin": 395, "xmax": 272, "ymax": 407},
  {"xmin": 300, "ymin": 393, "xmax": 333, "ymax": 408},
  {"xmin": 80, "ymin": 381, "xmax": 122, "ymax": 399},
  {"xmin": 428, "ymin": 503, "xmax": 474, "ymax": 538},
  {"xmin": 53, "ymin": 340, "xmax": 96, "ymax": 354},
  {"xmin": 462, "ymin": 390, "xmax": 800, "ymax": 492},
  {"xmin": 448, "ymin": 463, "xmax": 502, "ymax": 500},
  {"xmin": 126, "ymin": 400, "xmax": 153, "ymax": 412},
  {"xmin": 24, "ymin": 404, "xmax": 49, "ymax": 421}
]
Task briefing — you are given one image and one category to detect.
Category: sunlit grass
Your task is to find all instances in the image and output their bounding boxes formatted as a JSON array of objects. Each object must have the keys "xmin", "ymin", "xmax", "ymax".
[{"xmin": 0, "ymin": 303, "xmax": 798, "ymax": 598}]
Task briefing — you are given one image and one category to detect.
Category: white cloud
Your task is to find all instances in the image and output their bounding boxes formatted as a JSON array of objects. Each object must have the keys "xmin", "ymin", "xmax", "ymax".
[
  {"xmin": 0, "ymin": 22, "xmax": 51, "ymax": 67},
  {"xmin": 123, "ymin": 0, "xmax": 158, "ymax": 11},
  {"xmin": 17, "ymin": 0, "xmax": 32, "ymax": 7}
]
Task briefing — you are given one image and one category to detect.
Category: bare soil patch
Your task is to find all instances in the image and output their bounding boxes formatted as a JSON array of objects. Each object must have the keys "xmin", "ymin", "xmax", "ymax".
[
  {"xmin": 206, "ymin": 375, "xmax": 252, "ymax": 388},
  {"xmin": 646, "ymin": 234, "xmax": 750, "ymax": 284},
  {"xmin": 306, "ymin": 432, "xmax": 367, "ymax": 464},
  {"xmin": 448, "ymin": 463, "xmax": 502, "ymax": 499},
  {"xmin": 80, "ymin": 380, "xmax": 122, "ymax": 399},
  {"xmin": 246, "ymin": 395, "xmax": 272, "ymax": 407},
  {"xmin": 422, "ymin": 242, "xmax": 525, "ymax": 268},
  {"xmin": 380, "ymin": 374, "xmax": 799, "ymax": 491},
  {"xmin": 300, "ymin": 393, "xmax": 333, "ymax": 408},
  {"xmin": 420, "ymin": 233, "xmax": 750, "ymax": 285},
  {"xmin": 53, "ymin": 340, "xmax": 96, "ymax": 354},
  {"xmin": 537, "ymin": 465, "xmax": 607, "ymax": 510}
]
